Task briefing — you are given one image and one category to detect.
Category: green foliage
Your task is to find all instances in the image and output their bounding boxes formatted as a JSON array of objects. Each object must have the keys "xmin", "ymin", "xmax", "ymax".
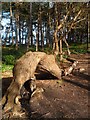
[
  {"xmin": 70, "ymin": 43, "xmax": 88, "ymax": 54},
  {"xmin": 2, "ymin": 47, "xmax": 25, "ymax": 59},
  {"xmin": 43, "ymin": 47, "xmax": 52, "ymax": 54},
  {"xmin": 29, "ymin": 46, "xmax": 36, "ymax": 52},
  {"xmin": 2, "ymin": 46, "xmax": 27, "ymax": 65},
  {"xmin": 2, "ymin": 55, "xmax": 15, "ymax": 65},
  {"xmin": 55, "ymin": 54, "xmax": 62, "ymax": 65},
  {"xmin": 63, "ymin": 54, "xmax": 68, "ymax": 59},
  {"xmin": 71, "ymin": 49, "xmax": 87, "ymax": 54},
  {"xmin": 2, "ymin": 64, "xmax": 14, "ymax": 72},
  {"xmin": 2, "ymin": 43, "xmax": 89, "ymax": 67}
]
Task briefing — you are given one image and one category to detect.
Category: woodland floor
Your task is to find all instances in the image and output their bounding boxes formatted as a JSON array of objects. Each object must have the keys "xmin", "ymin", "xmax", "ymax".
[{"xmin": 1, "ymin": 53, "xmax": 90, "ymax": 119}]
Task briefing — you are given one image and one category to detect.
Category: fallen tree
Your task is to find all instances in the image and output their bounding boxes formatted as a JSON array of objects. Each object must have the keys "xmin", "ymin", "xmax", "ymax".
[{"xmin": 1, "ymin": 51, "xmax": 78, "ymax": 117}]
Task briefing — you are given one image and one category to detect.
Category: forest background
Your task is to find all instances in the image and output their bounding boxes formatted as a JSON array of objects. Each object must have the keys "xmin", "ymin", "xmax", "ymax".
[{"xmin": 0, "ymin": 2, "xmax": 90, "ymax": 72}]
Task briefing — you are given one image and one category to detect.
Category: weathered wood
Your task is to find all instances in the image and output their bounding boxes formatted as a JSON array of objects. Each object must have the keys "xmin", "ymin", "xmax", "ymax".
[
  {"xmin": 63, "ymin": 58, "xmax": 78, "ymax": 76},
  {"xmin": 38, "ymin": 54, "xmax": 61, "ymax": 79},
  {"xmin": 1, "ymin": 51, "xmax": 46, "ymax": 113},
  {"xmin": 1, "ymin": 51, "xmax": 78, "ymax": 118},
  {"xmin": 1, "ymin": 51, "xmax": 62, "ymax": 115}
]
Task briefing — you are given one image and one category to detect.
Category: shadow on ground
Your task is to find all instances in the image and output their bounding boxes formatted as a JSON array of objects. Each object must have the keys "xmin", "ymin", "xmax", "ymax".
[
  {"xmin": 1, "ymin": 53, "xmax": 89, "ymax": 119},
  {"xmin": 2, "ymin": 77, "xmax": 12, "ymax": 97}
]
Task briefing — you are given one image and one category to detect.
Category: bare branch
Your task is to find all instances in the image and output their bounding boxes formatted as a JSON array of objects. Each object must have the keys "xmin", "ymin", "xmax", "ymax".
[
  {"xmin": 57, "ymin": 11, "xmax": 70, "ymax": 30},
  {"xmin": 73, "ymin": 10, "xmax": 82, "ymax": 22},
  {"xmin": 66, "ymin": 8, "xmax": 84, "ymax": 32},
  {"xmin": 64, "ymin": 61, "xmax": 78, "ymax": 76},
  {"xmin": 73, "ymin": 18, "xmax": 86, "ymax": 25}
]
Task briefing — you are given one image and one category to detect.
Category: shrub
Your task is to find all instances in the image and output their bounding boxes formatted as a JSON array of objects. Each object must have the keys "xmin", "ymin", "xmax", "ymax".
[
  {"xmin": 2, "ymin": 64, "xmax": 14, "ymax": 72},
  {"xmin": 43, "ymin": 47, "xmax": 52, "ymax": 54},
  {"xmin": 2, "ymin": 55, "xmax": 15, "ymax": 65}
]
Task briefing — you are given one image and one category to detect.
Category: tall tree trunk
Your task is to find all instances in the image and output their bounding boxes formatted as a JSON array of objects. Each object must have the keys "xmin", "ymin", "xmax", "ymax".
[
  {"xmin": 87, "ymin": 3, "xmax": 90, "ymax": 51},
  {"xmin": 36, "ymin": 30, "xmax": 39, "ymax": 52},
  {"xmin": 27, "ymin": 3, "xmax": 32, "ymax": 51},
  {"xmin": 25, "ymin": 26, "xmax": 28, "ymax": 46},
  {"xmin": 30, "ymin": 2, "xmax": 33, "ymax": 46},
  {"xmin": 15, "ymin": 4, "xmax": 19, "ymax": 50},
  {"xmin": 39, "ymin": 6, "xmax": 44, "ymax": 50},
  {"xmin": 53, "ymin": 3, "xmax": 59, "ymax": 55},
  {"xmin": 0, "ymin": 3, "xmax": 2, "ymax": 117},
  {"xmin": 4, "ymin": 28, "xmax": 10, "ymax": 47},
  {"xmin": 52, "ymin": 5, "xmax": 56, "ymax": 52},
  {"xmin": 21, "ymin": 21, "xmax": 24, "ymax": 45},
  {"xmin": 46, "ymin": 4, "xmax": 52, "ymax": 47},
  {"xmin": 19, "ymin": 17, "xmax": 21, "ymax": 46},
  {"xmin": 12, "ymin": 34, "xmax": 14, "ymax": 46},
  {"xmin": 41, "ymin": 26, "xmax": 44, "ymax": 50},
  {"xmin": 0, "ymin": 2, "xmax": 2, "ymax": 47},
  {"xmin": 16, "ymin": 15, "xmax": 19, "ymax": 50},
  {"xmin": 10, "ymin": 2, "xmax": 14, "ymax": 46},
  {"xmin": 36, "ymin": 6, "xmax": 40, "ymax": 52},
  {"xmin": 59, "ymin": 39, "xmax": 63, "ymax": 61},
  {"xmin": 40, "ymin": 24, "xmax": 44, "ymax": 50},
  {"xmin": 39, "ymin": 7, "xmax": 44, "ymax": 50}
]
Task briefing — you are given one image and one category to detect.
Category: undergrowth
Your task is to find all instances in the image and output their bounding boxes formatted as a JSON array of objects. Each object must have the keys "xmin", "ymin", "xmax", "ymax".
[
  {"xmin": 2, "ymin": 43, "xmax": 89, "ymax": 72},
  {"xmin": 2, "ymin": 64, "xmax": 14, "ymax": 72}
]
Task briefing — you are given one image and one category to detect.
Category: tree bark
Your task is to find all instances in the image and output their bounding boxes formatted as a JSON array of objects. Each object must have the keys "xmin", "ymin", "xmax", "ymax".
[
  {"xmin": 59, "ymin": 39, "xmax": 63, "ymax": 61},
  {"xmin": 63, "ymin": 58, "xmax": 78, "ymax": 76},
  {"xmin": 15, "ymin": 5, "xmax": 19, "ymax": 50},
  {"xmin": 87, "ymin": 4, "xmax": 90, "ymax": 51},
  {"xmin": 1, "ymin": 52, "xmax": 46, "ymax": 113},
  {"xmin": 36, "ymin": 6, "xmax": 40, "ymax": 52},
  {"xmin": 53, "ymin": 3, "xmax": 59, "ymax": 55},
  {"xmin": 27, "ymin": 3, "xmax": 32, "ymax": 51},
  {"xmin": 39, "ymin": 6, "xmax": 44, "ymax": 50},
  {"xmin": 36, "ymin": 31, "xmax": 39, "ymax": 52},
  {"xmin": 1, "ymin": 51, "xmax": 62, "ymax": 113},
  {"xmin": 1, "ymin": 51, "xmax": 78, "ymax": 118},
  {"xmin": 10, "ymin": 2, "xmax": 14, "ymax": 46}
]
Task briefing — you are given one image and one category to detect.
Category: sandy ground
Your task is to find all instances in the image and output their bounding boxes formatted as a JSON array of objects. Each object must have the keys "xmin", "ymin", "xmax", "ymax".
[{"xmin": 1, "ymin": 53, "xmax": 90, "ymax": 119}]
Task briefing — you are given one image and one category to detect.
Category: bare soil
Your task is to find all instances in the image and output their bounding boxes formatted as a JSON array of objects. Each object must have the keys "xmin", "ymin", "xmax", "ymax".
[{"xmin": 1, "ymin": 53, "xmax": 90, "ymax": 119}]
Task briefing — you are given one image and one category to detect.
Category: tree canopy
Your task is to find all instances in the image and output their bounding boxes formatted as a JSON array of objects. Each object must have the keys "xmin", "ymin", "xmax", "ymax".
[{"xmin": 1, "ymin": 2, "xmax": 89, "ymax": 59}]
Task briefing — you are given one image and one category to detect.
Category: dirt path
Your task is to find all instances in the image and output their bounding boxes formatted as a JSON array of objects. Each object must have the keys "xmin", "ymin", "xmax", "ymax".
[{"xmin": 1, "ymin": 53, "xmax": 89, "ymax": 119}]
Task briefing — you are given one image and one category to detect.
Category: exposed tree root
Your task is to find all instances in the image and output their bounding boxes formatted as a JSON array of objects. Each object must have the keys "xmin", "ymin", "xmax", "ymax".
[
  {"xmin": 63, "ymin": 57, "xmax": 78, "ymax": 76},
  {"xmin": 1, "ymin": 51, "xmax": 78, "ymax": 118}
]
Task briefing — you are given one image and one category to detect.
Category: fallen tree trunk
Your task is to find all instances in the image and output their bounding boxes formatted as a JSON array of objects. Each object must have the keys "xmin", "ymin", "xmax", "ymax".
[
  {"xmin": 1, "ymin": 51, "xmax": 78, "ymax": 118},
  {"xmin": 1, "ymin": 51, "xmax": 46, "ymax": 114},
  {"xmin": 1, "ymin": 51, "xmax": 62, "ymax": 115},
  {"xmin": 37, "ymin": 54, "xmax": 62, "ymax": 79}
]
